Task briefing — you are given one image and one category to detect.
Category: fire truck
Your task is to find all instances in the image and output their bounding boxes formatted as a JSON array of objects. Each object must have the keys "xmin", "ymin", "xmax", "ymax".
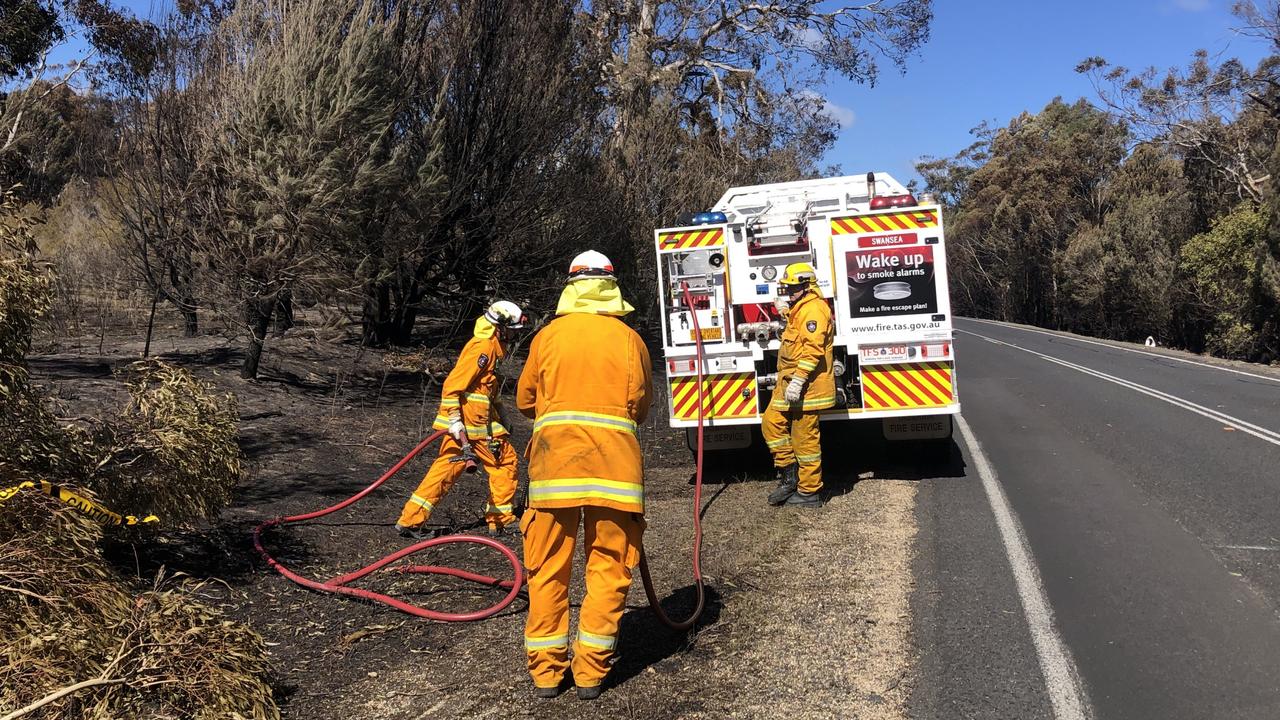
[{"xmin": 654, "ymin": 172, "xmax": 957, "ymax": 450}]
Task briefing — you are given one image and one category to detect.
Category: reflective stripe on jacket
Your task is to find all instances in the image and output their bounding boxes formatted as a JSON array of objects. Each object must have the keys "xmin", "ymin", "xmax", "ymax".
[
  {"xmin": 433, "ymin": 331, "xmax": 508, "ymax": 439},
  {"xmin": 773, "ymin": 289, "xmax": 836, "ymax": 411},
  {"xmin": 516, "ymin": 313, "xmax": 652, "ymax": 513}
]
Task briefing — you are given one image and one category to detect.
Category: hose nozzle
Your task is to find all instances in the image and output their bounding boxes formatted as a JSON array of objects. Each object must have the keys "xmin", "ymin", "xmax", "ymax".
[{"xmin": 452, "ymin": 444, "xmax": 480, "ymax": 474}]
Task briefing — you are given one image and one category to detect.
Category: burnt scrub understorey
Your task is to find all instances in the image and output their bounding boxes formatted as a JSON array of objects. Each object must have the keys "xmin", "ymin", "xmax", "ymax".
[{"xmin": 20, "ymin": 315, "xmax": 928, "ymax": 720}]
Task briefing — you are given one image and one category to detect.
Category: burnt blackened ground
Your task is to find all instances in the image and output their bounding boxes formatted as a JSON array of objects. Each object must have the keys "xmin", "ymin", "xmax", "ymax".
[{"xmin": 34, "ymin": 317, "xmax": 926, "ymax": 720}]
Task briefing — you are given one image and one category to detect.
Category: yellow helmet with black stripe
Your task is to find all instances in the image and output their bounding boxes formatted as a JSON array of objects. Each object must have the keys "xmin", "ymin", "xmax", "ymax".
[{"xmin": 779, "ymin": 262, "xmax": 817, "ymax": 292}]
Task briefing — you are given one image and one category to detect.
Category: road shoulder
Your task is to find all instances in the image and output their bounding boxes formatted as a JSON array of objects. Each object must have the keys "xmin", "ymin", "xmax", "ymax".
[{"xmin": 909, "ymin": 436, "xmax": 1055, "ymax": 720}]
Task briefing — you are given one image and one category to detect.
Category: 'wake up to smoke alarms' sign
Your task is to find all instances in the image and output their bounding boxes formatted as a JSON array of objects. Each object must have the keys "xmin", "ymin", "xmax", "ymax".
[{"xmin": 845, "ymin": 245, "xmax": 938, "ymax": 319}]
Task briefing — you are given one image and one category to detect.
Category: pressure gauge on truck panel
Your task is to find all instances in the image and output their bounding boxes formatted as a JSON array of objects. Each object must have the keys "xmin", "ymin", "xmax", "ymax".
[{"xmin": 761, "ymin": 265, "xmax": 777, "ymax": 281}]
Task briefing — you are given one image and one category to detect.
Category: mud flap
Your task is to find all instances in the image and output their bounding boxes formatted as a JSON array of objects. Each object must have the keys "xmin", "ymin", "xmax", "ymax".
[
  {"xmin": 685, "ymin": 425, "xmax": 753, "ymax": 451},
  {"xmin": 881, "ymin": 414, "xmax": 952, "ymax": 441}
]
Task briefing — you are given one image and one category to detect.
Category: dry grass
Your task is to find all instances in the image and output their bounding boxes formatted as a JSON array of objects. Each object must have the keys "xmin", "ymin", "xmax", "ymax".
[{"xmin": 679, "ymin": 479, "xmax": 919, "ymax": 720}]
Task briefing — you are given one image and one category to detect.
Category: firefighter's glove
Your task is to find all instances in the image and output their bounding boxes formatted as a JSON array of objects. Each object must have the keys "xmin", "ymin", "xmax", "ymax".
[
  {"xmin": 448, "ymin": 418, "xmax": 465, "ymax": 436},
  {"xmin": 773, "ymin": 297, "xmax": 791, "ymax": 317},
  {"xmin": 784, "ymin": 376, "xmax": 805, "ymax": 403}
]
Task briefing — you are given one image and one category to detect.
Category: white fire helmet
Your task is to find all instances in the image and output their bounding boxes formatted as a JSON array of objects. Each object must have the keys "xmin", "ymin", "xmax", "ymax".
[
  {"xmin": 485, "ymin": 300, "xmax": 526, "ymax": 329},
  {"xmin": 567, "ymin": 250, "xmax": 616, "ymax": 281}
]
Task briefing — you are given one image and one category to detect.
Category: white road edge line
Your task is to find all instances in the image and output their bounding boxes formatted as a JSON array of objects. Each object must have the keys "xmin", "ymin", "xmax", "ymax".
[
  {"xmin": 956, "ymin": 415, "xmax": 1093, "ymax": 720},
  {"xmin": 958, "ymin": 329, "xmax": 1280, "ymax": 448},
  {"xmin": 963, "ymin": 317, "xmax": 1280, "ymax": 385}
]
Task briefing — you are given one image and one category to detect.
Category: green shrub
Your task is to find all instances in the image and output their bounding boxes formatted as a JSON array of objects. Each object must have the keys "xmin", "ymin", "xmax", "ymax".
[{"xmin": 1178, "ymin": 202, "xmax": 1271, "ymax": 360}]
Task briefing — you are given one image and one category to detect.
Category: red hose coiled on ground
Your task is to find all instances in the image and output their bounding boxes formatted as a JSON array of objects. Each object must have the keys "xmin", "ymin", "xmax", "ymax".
[
  {"xmin": 252, "ymin": 430, "xmax": 524, "ymax": 622},
  {"xmin": 256, "ymin": 289, "xmax": 707, "ymax": 626},
  {"xmin": 638, "ymin": 282, "xmax": 708, "ymax": 631}
]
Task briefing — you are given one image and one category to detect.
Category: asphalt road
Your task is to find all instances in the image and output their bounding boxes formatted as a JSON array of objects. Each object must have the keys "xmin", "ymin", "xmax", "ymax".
[{"xmin": 911, "ymin": 318, "xmax": 1280, "ymax": 720}]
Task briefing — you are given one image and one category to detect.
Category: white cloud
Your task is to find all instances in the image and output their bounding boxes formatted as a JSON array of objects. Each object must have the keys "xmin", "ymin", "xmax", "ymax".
[
  {"xmin": 799, "ymin": 90, "xmax": 857, "ymax": 130},
  {"xmin": 821, "ymin": 99, "xmax": 857, "ymax": 129},
  {"xmin": 796, "ymin": 26, "xmax": 826, "ymax": 51}
]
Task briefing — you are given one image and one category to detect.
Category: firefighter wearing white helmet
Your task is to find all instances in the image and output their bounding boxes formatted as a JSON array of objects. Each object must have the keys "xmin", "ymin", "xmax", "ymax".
[
  {"xmin": 396, "ymin": 299, "xmax": 528, "ymax": 538},
  {"xmin": 518, "ymin": 250, "xmax": 652, "ymax": 699},
  {"xmin": 763, "ymin": 262, "xmax": 835, "ymax": 508},
  {"xmin": 567, "ymin": 249, "xmax": 616, "ymax": 279}
]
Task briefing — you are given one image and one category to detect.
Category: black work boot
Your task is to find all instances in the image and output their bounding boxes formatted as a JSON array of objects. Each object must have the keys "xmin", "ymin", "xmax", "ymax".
[
  {"xmin": 488, "ymin": 520, "xmax": 521, "ymax": 537},
  {"xmin": 534, "ymin": 675, "xmax": 570, "ymax": 699},
  {"xmin": 395, "ymin": 523, "xmax": 438, "ymax": 541},
  {"xmin": 785, "ymin": 490, "xmax": 821, "ymax": 508},
  {"xmin": 576, "ymin": 685, "xmax": 603, "ymax": 701},
  {"xmin": 534, "ymin": 684, "xmax": 563, "ymax": 699},
  {"xmin": 767, "ymin": 464, "xmax": 799, "ymax": 506}
]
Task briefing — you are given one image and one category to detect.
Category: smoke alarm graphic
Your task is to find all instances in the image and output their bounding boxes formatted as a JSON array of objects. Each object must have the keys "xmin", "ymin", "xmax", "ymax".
[{"xmin": 872, "ymin": 281, "xmax": 911, "ymax": 300}]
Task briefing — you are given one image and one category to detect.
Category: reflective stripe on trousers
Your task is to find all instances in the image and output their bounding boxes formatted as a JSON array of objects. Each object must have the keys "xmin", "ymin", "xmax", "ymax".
[
  {"xmin": 577, "ymin": 630, "xmax": 616, "ymax": 650},
  {"xmin": 524, "ymin": 633, "xmax": 569, "ymax": 651}
]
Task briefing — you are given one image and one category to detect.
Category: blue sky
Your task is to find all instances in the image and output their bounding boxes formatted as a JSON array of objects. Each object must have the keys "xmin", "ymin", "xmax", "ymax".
[{"xmin": 823, "ymin": 0, "xmax": 1273, "ymax": 185}]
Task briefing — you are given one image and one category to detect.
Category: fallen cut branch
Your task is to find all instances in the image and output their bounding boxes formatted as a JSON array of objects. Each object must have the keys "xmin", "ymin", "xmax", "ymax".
[{"xmin": 0, "ymin": 677, "xmax": 125, "ymax": 720}]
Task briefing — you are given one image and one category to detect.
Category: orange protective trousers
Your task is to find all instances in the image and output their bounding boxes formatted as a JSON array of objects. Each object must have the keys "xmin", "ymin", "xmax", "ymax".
[
  {"xmin": 521, "ymin": 506, "xmax": 644, "ymax": 690},
  {"xmin": 396, "ymin": 435, "xmax": 518, "ymax": 530},
  {"xmin": 761, "ymin": 392, "xmax": 823, "ymax": 494}
]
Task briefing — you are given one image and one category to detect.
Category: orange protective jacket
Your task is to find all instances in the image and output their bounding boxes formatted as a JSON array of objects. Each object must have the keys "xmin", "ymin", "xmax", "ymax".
[
  {"xmin": 772, "ymin": 288, "xmax": 836, "ymax": 411},
  {"xmin": 433, "ymin": 318, "xmax": 508, "ymax": 439},
  {"xmin": 516, "ymin": 313, "xmax": 652, "ymax": 513}
]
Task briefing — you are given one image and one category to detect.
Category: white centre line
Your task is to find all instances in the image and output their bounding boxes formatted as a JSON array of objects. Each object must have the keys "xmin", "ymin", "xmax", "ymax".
[
  {"xmin": 957, "ymin": 329, "xmax": 1280, "ymax": 449},
  {"xmin": 962, "ymin": 317, "xmax": 1280, "ymax": 385},
  {"xmin": 956, "ymin": 415, "xmax": 1093, "ymax": 720}
]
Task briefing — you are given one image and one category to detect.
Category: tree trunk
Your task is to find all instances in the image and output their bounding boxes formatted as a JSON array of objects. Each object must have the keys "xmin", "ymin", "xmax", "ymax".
[
  {"xmin": 143, "ymin": 292, "xmax": 159, "ymax": 358},
  {"xmin": 361, "ymin": 280, "xmax": 394, "ymax": 346},
  {"xmin": 391, "ymin": 299, "xmax": 418, "ymax": 346},
  {"xmin": 273, "ymin": 288, "xmax": 295, "ymax": 337},
  {"xmin": 390, "ymin": 276, "xmax": 423, "ymax": 346},
  {"xmin": 241, "ymin": 297, "xmax": 275, "ymax": 380},
  {"xmin": 180, "ymin": 299, "xmax": 199, "ymax": 337},
  {"xmin": 362, "ymin": 277, "xmax": 421, "ymax": 347}
]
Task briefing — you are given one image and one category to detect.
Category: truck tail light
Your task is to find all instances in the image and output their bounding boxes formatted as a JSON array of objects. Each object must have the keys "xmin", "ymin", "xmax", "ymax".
[
  {"xmin": 669, "ymin": 358, "xmax": 697, "ymax": 374},
  {"xmin": 870, "ymin": 194, "xmax": 917, "ymax": 210}
]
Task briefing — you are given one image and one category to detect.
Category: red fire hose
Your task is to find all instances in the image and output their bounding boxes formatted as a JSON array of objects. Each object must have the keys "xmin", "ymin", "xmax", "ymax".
[
  {"xmin": 257, "ymin": 287, "xmax": 710, "ymax": 627},
  {"xmin": 637, "ymin": 282, "xmax": 708, "ymax": 631},
  {"xmin": 252, "ymin": 430, "xmax": 524, "ymax": 622}
]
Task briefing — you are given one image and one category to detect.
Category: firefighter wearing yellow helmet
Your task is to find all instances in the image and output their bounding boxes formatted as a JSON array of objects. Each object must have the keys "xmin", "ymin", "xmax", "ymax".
[{"xmin": 763, "ymin": 262, "xmax": 835, "ymax": 507}]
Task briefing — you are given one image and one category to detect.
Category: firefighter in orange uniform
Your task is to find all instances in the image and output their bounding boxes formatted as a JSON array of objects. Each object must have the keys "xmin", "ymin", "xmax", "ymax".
[
  {"xmin": 763, "ymin": 262, "xmax": 835, "ymax": 507},
  {"xmin": 395, "ymin": 301, "xmax": 526, "ymax": 538},
  {"xmin": 517, "ymin": 250, "xmax": 652, "ymax": 701}
]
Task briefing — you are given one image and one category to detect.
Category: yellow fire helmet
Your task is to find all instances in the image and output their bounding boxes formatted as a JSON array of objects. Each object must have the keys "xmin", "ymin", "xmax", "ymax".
[{"xmin": 779, "ymin": 262, "xmax": 818, "ymax": 288}]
